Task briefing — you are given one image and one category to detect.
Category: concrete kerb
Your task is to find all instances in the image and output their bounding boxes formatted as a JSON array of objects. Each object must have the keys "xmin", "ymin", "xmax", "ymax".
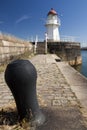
[{"xmin": 56, "ymin": 59, "xmax": 87, "ymax": 109}]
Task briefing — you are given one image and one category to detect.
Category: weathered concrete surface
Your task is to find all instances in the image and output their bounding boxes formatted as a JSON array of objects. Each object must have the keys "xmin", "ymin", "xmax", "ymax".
[{"xmin": 0, "ymin": 54, "xmax": 87, "ymax": 130}]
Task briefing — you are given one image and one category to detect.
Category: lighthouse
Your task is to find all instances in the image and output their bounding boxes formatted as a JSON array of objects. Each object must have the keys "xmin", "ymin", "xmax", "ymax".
[{"xmin": 45, "ymin": 8, "xmax": 60, "ymax": 42}]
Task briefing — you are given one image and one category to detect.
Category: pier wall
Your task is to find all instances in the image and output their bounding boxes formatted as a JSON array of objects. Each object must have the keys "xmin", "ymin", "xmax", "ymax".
[
  {"xmin": 0, "ymin": 34, "xmax": 33, "ymax": 64},
  {"xmin": 47, "ymin": 41, "xmax": 82, "ymax": 65}
]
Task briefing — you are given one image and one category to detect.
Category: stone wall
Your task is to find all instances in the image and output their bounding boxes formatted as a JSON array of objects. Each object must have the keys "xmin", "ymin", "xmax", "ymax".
[
  {"xmin": 47, "ymin": 41, "xmax": 82, "ymax": 65},
  {"xmin": 32, "ymin": 42, "xmax": 45, "ymax": 54},
  {"xmin": 0, "ymin": 34, "xmax": 33, "ymax": 64}
]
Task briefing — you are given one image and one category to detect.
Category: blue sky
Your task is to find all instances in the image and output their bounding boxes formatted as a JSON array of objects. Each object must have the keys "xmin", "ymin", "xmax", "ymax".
[{"xmin": 0, "ymin": 0, "xmax": 87, "ymax": 46}]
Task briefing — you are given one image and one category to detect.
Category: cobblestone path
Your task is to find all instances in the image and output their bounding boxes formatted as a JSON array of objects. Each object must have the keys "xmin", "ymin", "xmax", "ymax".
[
  {"xmin": 31, "ymin": 55, "xmax": 79, "ymax": 107},
  {"xmin": 0, "ymin": 72, "xmax": 14, "ymax": 108}
]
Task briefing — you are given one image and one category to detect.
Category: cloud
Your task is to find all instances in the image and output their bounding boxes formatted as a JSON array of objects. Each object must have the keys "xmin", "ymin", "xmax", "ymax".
[{"xmin": 16, "ymin": 15, "xmax": 29, "ymax": 24}]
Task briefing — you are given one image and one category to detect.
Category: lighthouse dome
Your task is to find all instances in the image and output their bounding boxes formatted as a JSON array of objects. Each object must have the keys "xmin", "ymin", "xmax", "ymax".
[{"xmin": 47, "ymin": 8, "xmax": 57, "ymax": 16}]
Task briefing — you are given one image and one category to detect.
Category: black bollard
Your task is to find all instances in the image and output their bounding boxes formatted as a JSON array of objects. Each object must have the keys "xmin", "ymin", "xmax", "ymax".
[{"xmin": 4, "ymin": 59, "xmax": 45, "ymax": 126}]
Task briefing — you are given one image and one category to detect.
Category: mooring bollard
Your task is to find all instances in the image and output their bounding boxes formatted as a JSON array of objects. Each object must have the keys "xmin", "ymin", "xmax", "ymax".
[{"xmin": 4, "ymin": 59, "xmax": 45, "ymax": 126}]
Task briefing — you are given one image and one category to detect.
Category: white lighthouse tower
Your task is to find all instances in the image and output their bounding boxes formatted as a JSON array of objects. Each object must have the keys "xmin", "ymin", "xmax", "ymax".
[{"xmin": 45, "ymin": 8, "xmax": 60, "ymax": 42}]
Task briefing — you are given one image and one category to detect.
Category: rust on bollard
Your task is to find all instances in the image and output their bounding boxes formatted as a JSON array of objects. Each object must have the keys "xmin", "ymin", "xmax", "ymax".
[{"xmin": 4, "ymin": 59, "xmax": 45, "ymax": 126}]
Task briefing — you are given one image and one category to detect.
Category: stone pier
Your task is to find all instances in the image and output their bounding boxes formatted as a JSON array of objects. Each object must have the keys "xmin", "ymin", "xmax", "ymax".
[{"xmin": 0, "ymin": 54, "xmax": 87, "ymax": 130}]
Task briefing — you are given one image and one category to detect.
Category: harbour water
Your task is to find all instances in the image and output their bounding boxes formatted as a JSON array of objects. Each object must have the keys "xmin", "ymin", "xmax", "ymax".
[{"xmin": 74, "ymin": 50, "xmax": 87, "ymax": 78}]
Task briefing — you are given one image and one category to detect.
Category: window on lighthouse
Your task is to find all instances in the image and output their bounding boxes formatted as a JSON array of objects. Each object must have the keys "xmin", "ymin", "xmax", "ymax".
[
  {"xmin": 48, "ymin": 15, "xmax": 52, "ymax": 20},
  {"xmin": 53, "ymin": 15, "xmax": 57, "ymax": 20}
]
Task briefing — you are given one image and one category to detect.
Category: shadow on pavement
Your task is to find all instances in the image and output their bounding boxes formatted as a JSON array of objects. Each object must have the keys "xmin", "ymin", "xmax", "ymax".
[{"xmin": 37, "ymin": 106, "xmax": 87, "ymax": 130}]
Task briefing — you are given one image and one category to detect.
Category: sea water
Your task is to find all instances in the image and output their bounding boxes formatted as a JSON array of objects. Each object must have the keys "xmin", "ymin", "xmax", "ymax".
[{"xmin": 74, "ymin": 50, "xmax": 87, "ymax": 78}]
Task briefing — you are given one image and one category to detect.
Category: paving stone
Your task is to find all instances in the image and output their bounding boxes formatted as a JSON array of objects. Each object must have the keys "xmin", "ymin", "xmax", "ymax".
[{"xmin": 52, "ymin": 99, "xmax": 62, "ymax": 106}]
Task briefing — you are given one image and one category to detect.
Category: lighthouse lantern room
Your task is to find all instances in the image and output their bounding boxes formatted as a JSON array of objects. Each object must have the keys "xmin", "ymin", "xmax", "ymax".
[{"xmin": 45, "ymin": 8, "xmax": 60, "ymax": 42}]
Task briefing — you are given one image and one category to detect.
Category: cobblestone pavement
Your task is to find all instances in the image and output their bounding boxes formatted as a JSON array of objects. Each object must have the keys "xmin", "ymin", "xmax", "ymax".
[
  {"xmin": 0, "ymin": 54, "xmax": 87, "ymax": 130},
  {"xmin": 0, "ymin": 73, "xmax": 14, "ymax": 108},
  {"xmin": 31, "ymin": 55, "xmax": 79, "ymax": 108}
]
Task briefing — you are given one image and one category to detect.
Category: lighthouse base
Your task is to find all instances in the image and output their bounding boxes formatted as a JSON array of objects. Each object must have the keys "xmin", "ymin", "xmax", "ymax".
[{"xmin": 47, "ymin": 41, "xmax": 82, "ymax": 65}]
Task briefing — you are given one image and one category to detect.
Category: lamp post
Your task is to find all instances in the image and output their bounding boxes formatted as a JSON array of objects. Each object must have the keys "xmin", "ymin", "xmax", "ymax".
[
  {"xmin": 45, "ymin": 32, "xmax": 48, "ymax": 54},
  {"xmin": 34, "ymin": 35, "xmax": 38, "ymax": 54}
]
